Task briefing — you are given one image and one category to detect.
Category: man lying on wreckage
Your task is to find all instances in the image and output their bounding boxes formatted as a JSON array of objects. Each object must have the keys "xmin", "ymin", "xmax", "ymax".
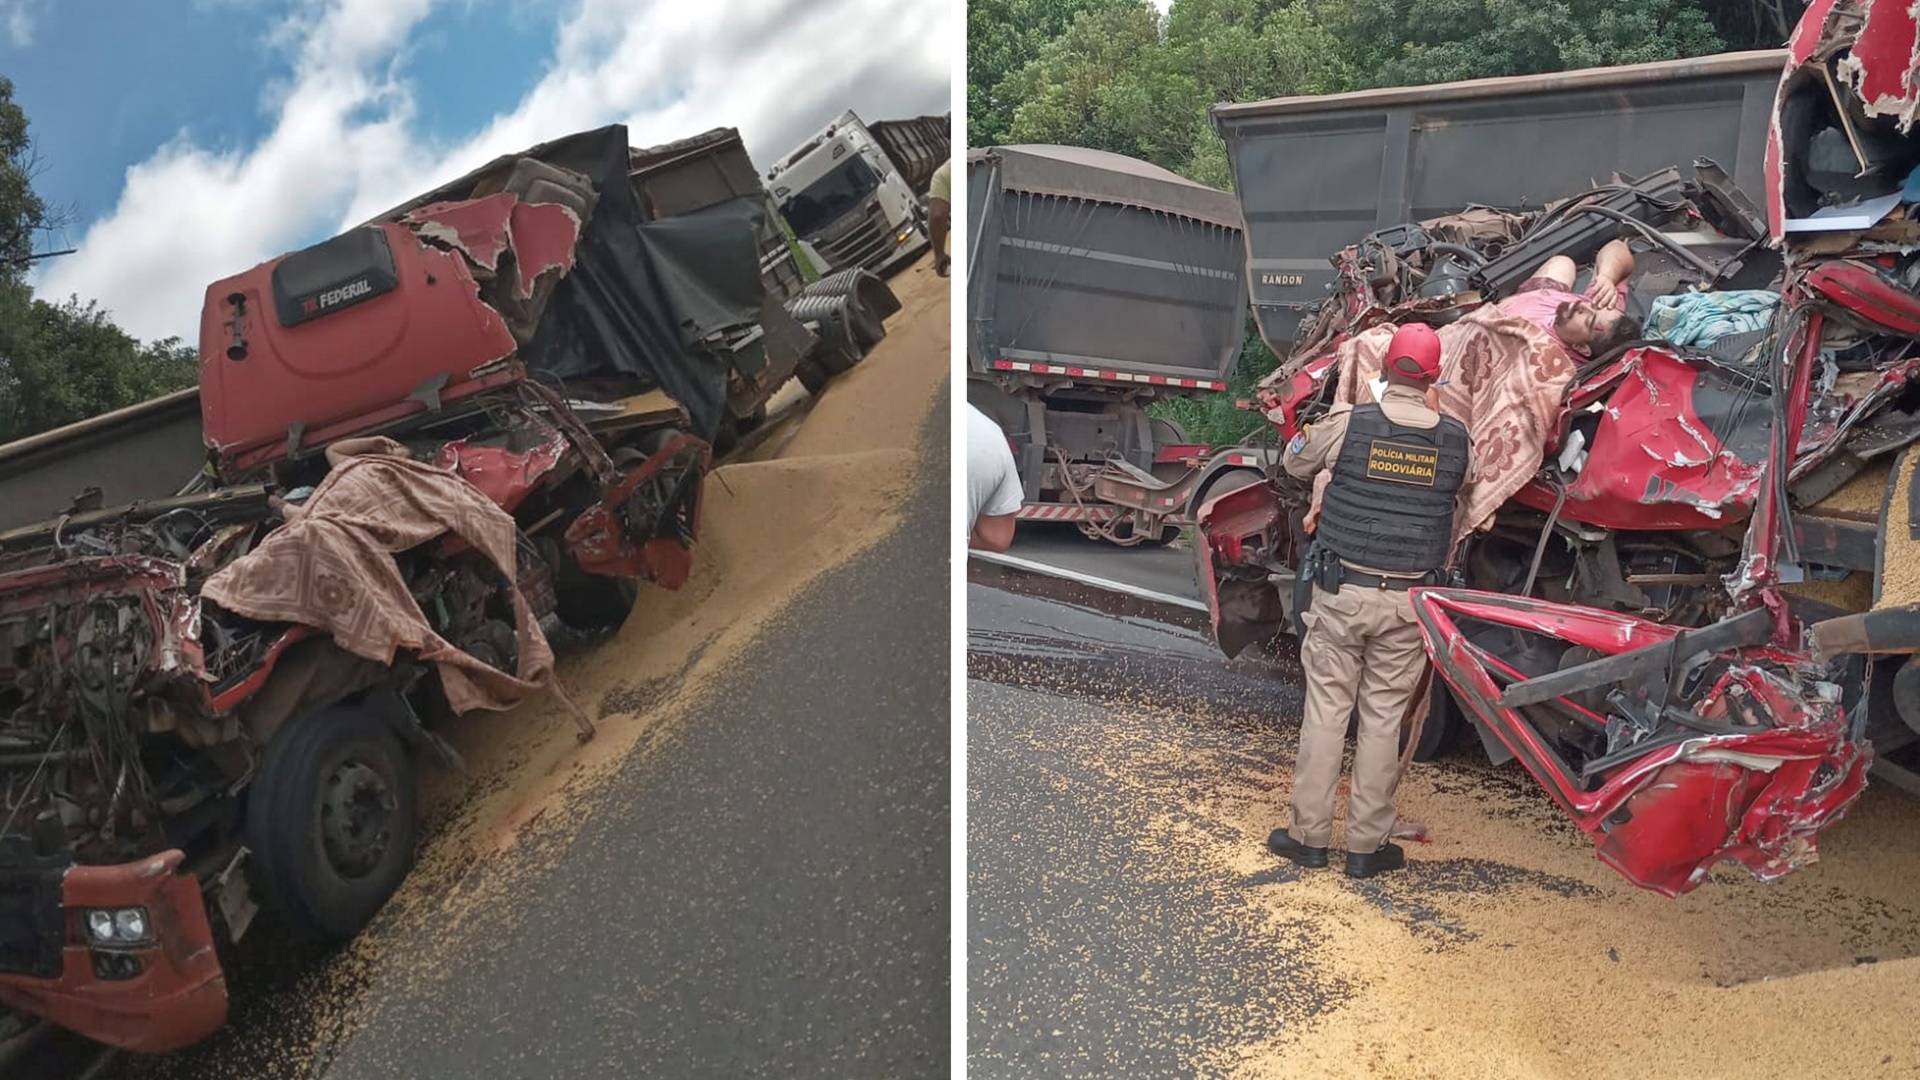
[{"xmin": 1198, "ymin": 0, "xmax": 1920, "ymax": 900}]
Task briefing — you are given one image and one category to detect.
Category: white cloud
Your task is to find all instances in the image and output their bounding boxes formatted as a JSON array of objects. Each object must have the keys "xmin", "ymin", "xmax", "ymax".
[
  {"xmin": 35, "ymin": 0, "xmax": 950, "ymax": 344},
  {"xmin": 1, "ymin": 0, "xmax": 38, "ymax": 47}
]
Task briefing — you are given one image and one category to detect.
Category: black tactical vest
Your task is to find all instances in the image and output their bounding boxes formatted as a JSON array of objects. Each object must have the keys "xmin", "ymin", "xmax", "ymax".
[{"xmin": 1316, "ymin": 404, "xmax": 1470, "ymax": 574}]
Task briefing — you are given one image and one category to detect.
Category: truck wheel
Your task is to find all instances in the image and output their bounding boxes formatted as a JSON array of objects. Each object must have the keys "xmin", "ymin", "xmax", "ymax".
[
  {"xmin": 735, "ymin": 403, "xmax": 769, "ymax": 437},
  {"xmin": 556, "ymin": 575, "xmax": 639, "ymax": 631},
  {"xmin": 797, "ymin": 358, "xmax": 831, "ymax": 395},
  {"xmin": 244, "ymin": 702, "xmax": 418, "ymax": 940},
  {"xmin": 1410, "ymin": 679, "xmax": 1458, "ymax": 763},
  {"xmin": 1191, "ymin": 468, "xmax": 1263, "ymax": 520},
  {"xmin": 536, "ymin": 532, "xmax": 639, "ymax": 633}
]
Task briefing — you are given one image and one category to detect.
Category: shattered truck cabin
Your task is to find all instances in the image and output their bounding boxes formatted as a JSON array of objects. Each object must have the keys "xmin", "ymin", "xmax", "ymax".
[
  {"xmin": 0, "ymin": 123, "xmax": 898, "ymax": 1053},
  {"xmin": 965, "ymin": 144, "xmax": 1262, "ymax": 544},
  {"xmin": 1198, "ymin": 3, "xmax": 1920, "ymax": 896}
]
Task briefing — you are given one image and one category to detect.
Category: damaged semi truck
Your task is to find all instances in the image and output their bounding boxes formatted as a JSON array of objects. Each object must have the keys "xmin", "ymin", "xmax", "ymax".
[
  {"xmin": 965, "ymin": 144, "xmax": 1268, "ymax": 543},
  {"xmin": 1198, "ymin": 1, "xmax": 1920, "ymax": 897},
  {"xmin": 0, "ymin": 123, "xmax": 897, "ymax": 1053}
]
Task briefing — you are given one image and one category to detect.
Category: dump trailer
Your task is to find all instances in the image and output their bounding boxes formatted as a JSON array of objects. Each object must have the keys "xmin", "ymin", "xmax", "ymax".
[
  {"xmin": 768, "ymin": 110, "xmax": 944, "ymax": 274},
  {"xmin": 1212, "ymin": 49, "xmax": 1789, "ymax": 348},
  {"xmin": 0, "ymin": 388, "xmax": 206, "ymax": 531},
  {"xmin": 628, "ymin": 126, "xmax": 869, "ymax": 429},
  {"xmin": 966, "ymin": 144, "xmax": 1261, "ymax": 544},
  {"xmin": 1198, "ymin": 2, "xmax": 1920, "ymax": 896},
  {"xmin": 869, "ymin": 114, "xmax": 952, "ymax": 196}
]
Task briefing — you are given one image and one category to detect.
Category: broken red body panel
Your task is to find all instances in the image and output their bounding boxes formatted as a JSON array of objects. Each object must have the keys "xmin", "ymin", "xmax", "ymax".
[
  {"xmin": 563, "ymin": 433, "xmax": 711, "ymax": 588},
  {"xmin": 1194, "ymin": 479, "xmax": 1289, "ymax": 660},
  {"xmin": 507, "ymin": 200, "xmax": 582, "ymax": 300},
  {"xmin": 0, "ymin": 850, "xmax": 227, "ymax": 1054},
  {"xmin": 1409, "ymin": 589, "xmax": 1870, "ymax": 896},
  {"xmin": 1767, "ymin": 0, "xmax": 1920, "ymax": 238},
  {"xmin": 1804, "ymin": 259, "xmax": 1920, "ymax": 334},
  {"xmin": 434, "ymin": 428, "xmax": 571, "ymax": 514},
  {"xmin": 1193, "ymin": 0, "xmax": 1920, "ymax": 896},
  {"xmin": 1511, "ymin": 348, "xmax": 1766, "ymax": 531},
  {"xmin": 400, "ymin": 192, "xmax": 583, "ymax": 301},
  {"xmin": 1843, "ymin": 0, "xmax": 1920, "ymax": 121},
  {"xmin": 403, "ymin": 192, "xmax": 518, "ymax": 270}
]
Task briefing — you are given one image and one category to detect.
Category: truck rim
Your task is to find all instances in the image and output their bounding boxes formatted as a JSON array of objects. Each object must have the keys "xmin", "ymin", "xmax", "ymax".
[{"xmin": 320, "ymin": 759, "xmax": 397, "ymax": 880}]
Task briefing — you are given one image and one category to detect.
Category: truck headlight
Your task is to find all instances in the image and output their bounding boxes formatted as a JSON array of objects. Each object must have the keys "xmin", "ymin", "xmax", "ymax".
[{"xmin": 82, "ymin": 906, "xmax": 153, "ymax": 946}]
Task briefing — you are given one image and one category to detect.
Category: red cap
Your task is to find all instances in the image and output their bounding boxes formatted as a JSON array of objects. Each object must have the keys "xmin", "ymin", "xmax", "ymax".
[{"xmin": 1385, "ymin": 323, "xmax": 1442, "ymax": 381}]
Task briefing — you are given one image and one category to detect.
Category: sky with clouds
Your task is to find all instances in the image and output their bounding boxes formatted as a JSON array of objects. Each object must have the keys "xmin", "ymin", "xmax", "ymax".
[{"xmin": 6, "ymin": 0, "xmax": 950, "ymax": 344}]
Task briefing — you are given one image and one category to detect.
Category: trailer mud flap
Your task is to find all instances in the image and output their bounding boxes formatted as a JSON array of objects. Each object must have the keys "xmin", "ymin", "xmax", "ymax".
[
  {"xmin": 1195, "ymin": 480, "xmax": 1287, "ymax": 658},
  {"xmin": 1408, "ymin": 588, "xmax": 1871, "ymax": 896}
]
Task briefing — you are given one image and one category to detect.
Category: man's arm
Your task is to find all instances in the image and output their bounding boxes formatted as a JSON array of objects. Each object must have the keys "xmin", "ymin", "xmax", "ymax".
[
  {"xmin": 969, "ymin": 414, "xmax": 1025, "ymax": 552},
  {"xmin": 970, "ymin": 512, "xmax": 1015, "ymax": 552},
  {"xmin": 927, "ymin": 161, "xmax": 952, "ymax": 275},
  {"xmin": 1585, "ymin": 239, "xmax": 1634, "ymax": 310},
  {"xmin": 1281, "ymin": 406, "xmax": 1350, "ymax": 480},
  {"xmin": 929, "ymin": 197, "xmax": 950, "ymax": 275},
  {"xmin": 1530, "ymin": 255, "xmax": 1578, "ymax": 289}
]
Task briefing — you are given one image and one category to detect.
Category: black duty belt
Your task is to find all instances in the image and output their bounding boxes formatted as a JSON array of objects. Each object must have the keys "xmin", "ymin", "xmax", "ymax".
[{"xmin": 1339, "ymin": 568, "xmax": 1429, "ymax": 591}]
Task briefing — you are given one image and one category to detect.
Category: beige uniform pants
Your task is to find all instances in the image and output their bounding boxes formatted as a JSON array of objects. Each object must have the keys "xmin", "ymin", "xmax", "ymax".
[{"xmin": 1288, "ymin": 581, "xmax": 1428, "ymax": 854}]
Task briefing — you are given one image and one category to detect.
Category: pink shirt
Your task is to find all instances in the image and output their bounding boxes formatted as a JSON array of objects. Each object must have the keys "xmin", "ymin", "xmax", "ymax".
[{"xmin": 1498, "ymin": 285, "xmax": 1583, "ymax": 344}]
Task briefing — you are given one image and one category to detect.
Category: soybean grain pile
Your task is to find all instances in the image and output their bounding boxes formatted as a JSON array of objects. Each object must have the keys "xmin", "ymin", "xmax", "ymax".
[{"xmin": 966, "ymin": 578, "xmax": 1920, "ymax": 1080}]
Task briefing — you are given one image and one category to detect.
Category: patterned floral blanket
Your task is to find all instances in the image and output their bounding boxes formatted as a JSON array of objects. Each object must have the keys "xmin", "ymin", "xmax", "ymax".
[
  {"xmin": 1313, "ymin": 306, "xmax": 1577, "ymax": 541},
  {"xmin": 204, "ymin": 447, "xmax": 554, "ymax": 715}
]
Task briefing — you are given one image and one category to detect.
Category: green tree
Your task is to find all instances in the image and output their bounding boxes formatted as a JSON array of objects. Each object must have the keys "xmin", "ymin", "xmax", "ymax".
[
  {"xmin": 999, "ymin": 3, "xmax": 1173, "ymax": 153},
  {"xmin": 1698, "ymin": 0, "xmax": 1808, "ymax": 48},
  {"xmin": 1322, "ymin": 0, "xmax": 1724, "ymax": 88},
  {"xmin": 0, "ymin": 76, "xmax": 47, "ymax": 281},
  {"xmin": 968, "ymin": 0, "xmax": 1141, "ymax": 147},
  {"xmin": 0, "ymin": 295, "xmax": 198, "ymax": 443},
  {"xmin": 0, "ymin": 79, "xmax": 198, "ymax": 442}
]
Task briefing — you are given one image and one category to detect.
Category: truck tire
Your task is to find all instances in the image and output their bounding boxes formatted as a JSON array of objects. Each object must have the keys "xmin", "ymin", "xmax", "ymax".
[
  {"xmin": 797, "ymin": 357, "xmax": 831, "ymax": 395},
  {"xmin": 735, "ymin": 403, "xmax": 769, "ymax": 437},
  {"xmin": 244, "ymin": 702, "xmax": 418, "ymax": 940},
  {"xmin": 556, "ymin": 575, "xmax": 639, "ymax": 631},
  {"xmin": 1191, "ymin": 467, "xmax": 1263, "ymax": 520},
  {"xmin": 1410, "ymin": 679, "xmax": 1458, "ymax": 763}
]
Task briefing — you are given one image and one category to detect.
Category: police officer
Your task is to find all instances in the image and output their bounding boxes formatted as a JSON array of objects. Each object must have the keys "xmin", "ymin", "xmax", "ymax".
[{"xmin": 1266, "ymin": 322, "xmax": 1469, "ymax": 878}]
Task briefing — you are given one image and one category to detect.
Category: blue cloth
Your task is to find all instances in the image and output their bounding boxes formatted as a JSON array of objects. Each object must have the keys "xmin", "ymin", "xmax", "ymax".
[{"xmin": 1645, "ymin": 290, "xmax": 1780, "ymax": 348}]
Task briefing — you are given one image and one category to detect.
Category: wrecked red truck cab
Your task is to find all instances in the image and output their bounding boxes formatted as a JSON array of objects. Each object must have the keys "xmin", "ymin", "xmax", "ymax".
[
  {"xmin": 1408, "ymin": 589, "xmax": 1869, "ymax": 895},
  {"xmin": 1199, "ymin": 3, "xmax": 1920, "ymax": 894},
  {"xmin": 0, "ymin": 124, "xmax": 899, "ymax": 1053}
]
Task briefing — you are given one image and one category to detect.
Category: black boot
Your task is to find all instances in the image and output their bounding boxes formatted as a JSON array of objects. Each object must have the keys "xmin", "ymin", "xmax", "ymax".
[
  {"xmin": 1266, "ymin": 827, "xmax": 1329, "ymax": 869},
  {"xmin": 1344, "ymin": 842, "xmax": 1406, "ymax": 879}
]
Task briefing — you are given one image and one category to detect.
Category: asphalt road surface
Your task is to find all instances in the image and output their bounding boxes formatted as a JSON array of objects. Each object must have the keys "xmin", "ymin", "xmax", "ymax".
[
  {"xmin": 989, "ymin": 524, "xmax": 1202, "ymax": 604},
  {"xmin": 967, "ymin": 571, "xmax": 1920, "ymax": 1078}
]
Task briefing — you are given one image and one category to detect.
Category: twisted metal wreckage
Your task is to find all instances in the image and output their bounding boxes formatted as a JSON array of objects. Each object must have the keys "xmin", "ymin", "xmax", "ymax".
[
  {"xmin": 0, "ymin": 125, "xmax": 901, "ymax": 1051},
  {"xmin": 1198, "ymin": 0, "xmax": 1920, "ymax": 897}
]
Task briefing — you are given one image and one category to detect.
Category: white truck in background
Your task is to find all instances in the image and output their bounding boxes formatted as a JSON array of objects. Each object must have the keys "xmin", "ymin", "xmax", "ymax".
[{"xmin": 767, "ymin": 110, "xmax": 948, "ymax": 275}]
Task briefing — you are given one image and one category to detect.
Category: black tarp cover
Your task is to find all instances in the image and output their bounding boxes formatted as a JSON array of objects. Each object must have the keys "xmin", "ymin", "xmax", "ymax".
[{"xmin": 388, "ymin": 125, "xmax": 752, "ymax": 441}]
